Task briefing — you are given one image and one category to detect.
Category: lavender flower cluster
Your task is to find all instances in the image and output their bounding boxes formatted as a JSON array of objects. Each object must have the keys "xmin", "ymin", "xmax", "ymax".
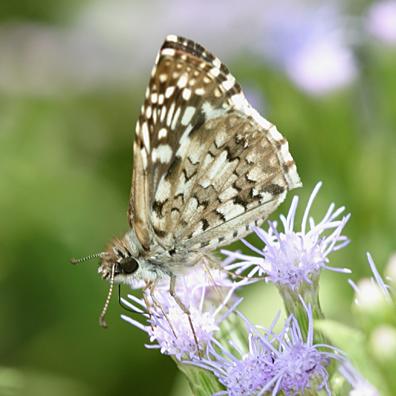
[{"xmin": 122, "ymin": 183, "xmax": 394, "ymax": 395}]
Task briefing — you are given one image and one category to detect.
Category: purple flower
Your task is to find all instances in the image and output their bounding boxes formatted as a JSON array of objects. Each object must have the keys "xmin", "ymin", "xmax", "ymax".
[
  {"xmin": 224, "ymin": 182, "xmax": 351, "ymax": 292},
  {"xmin": 122, "ymin": 263, "xmax": 241, "ymax": 359},
  {"xmin": 255, "ymin": 3, "xmax": 357, "ymax": 95},
  {"xmin": 192, "ymin": 304, "xmax": 342, "ymax": 395},
  {"xmin": 271, "ymin": 309, "xmax": 337, "ymax": 395},
  {"xmin": 194, "ymin": 318, "xmax": 277, "ymax": 395},
  {"xmin": 366, "ymin": 1, "xmax": 396, "ymax": 45}
]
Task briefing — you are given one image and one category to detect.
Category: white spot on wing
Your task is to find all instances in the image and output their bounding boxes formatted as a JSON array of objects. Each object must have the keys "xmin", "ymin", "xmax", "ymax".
[
  {"xmin": 222, "ymin": 77, "xmax": 235, "ymax": 91},
  {"xmin": 209, "ymin": 67, "xmax": 220, "ymax": 77},
  {"xmin": 155, "ymin": 177, "xmax": 171, "ymax": 202},
  {"xmin": 181, "ymin": 106, "xmax": 195, "ymax": 126},
  {"xmin": 154, "ymin": 144, "xmax": 173, "ymax": 163},
  {"xmin": 183, "ymin": 197, "xmax": 199, "ymax": 221},
  {"xmin": 135, "ymin": 122, "xmax": 140, "ymax": 136},
  {"xmin": 214, "ymin": 130, "xmax": 228, "ymax": 148},
  {"xmin": 247, "ymin": 167, "xmax": 262, "ymax": 182},
  {"xmin": 188, "ymin": 148, "xmax": 201, "ymax": 164},
  {"xmin": 202, "ymin": 102, "xmax": 225, "ymax": 119},
  {"xmin": 158, "ymin": 128, "xmax": 168, "ymax": 139},
  {"xmin": 151, "ymin": 93, "xmax": 158, "ymax": 103},
  {"xmin": 165, "ymin": 86, "xmax": 175, "ymax": 98},
  {"xmin": 213, "ymin": 57, "xmax": 221, "ymax": 69},
  {"xmin": 166, "ymin": 34, "xmax": 178, "ymax": 42},
  {"xmin": 198, "ymin": 179, "xmax": 211, "ymax": 188},
  {"xmin": 145, "ymin": 106, "xmax": 152, "ymax": 119},
  {"xmin": 177, "ymin": 73, "xmax": 188, "ymax": 88},
  {"xmin": 175, "ymin": 124, "xmax": 193, "ymax": 158},
  {"xmin": 160, "ymin": 105, "xmax": 167, "ymax": 122},
  {"xmin": 217, "ymin": 201, "xmax": 245, "ymax": 221},
  {"xmin": 192, "ymin": 222, "xmax": 203, "ymax": 237},
  {"xmin": 141, "ymin": 122, "xmax": 150, "ymax": 151},
  {"xmin": 207, "ymin": 150, "xmax": 227, "ymax": 179},
  {"xmin": 171, "ymin": 106, "xmax": 181, "ymax": 130},
  {"xmin": 140, "ymin": 148, "xmax": 148, "ymax": 169},
  {"xmin": 166, "ymin": 102, "xmax": 175, "ymax": 127},
  {"xmin": 162, "ymin": 48, "xmax": 175, "ymax": 56},
  {"xmin": 219, "ymin": 186, "xmax": 238, "ymax": 201},
  {"xmin": 182, "ymin": 88, "xmax": 192, "ymax": 101}
]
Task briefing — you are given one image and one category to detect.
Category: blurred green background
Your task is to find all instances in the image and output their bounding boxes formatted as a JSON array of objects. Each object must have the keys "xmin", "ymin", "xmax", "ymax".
[{"xmin": 1, "ymin": 0, "xmax": 396, "ymax": 395}]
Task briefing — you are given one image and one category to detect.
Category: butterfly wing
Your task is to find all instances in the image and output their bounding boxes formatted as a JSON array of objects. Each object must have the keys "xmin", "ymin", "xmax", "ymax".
[{"xmin": 129, "ymin": 35, "xmax": 301, "ymax": 253}]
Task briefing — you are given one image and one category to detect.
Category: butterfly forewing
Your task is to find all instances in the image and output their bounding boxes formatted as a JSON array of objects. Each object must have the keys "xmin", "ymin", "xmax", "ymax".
[{"xmin": 130, "ymin": 35, "xmax": 301, "ymax": 256}]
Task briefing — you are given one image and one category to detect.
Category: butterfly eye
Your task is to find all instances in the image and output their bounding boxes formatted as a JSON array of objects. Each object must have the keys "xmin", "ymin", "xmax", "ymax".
[{"xmin": 119, "ymin": 257, "xmax": 139, "ymax": 274}]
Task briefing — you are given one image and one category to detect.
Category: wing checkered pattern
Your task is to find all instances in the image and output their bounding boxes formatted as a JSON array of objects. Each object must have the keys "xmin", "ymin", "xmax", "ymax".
[{"xmin": 129, "ymin": 35, "xmax": 301, "ymax": 253}]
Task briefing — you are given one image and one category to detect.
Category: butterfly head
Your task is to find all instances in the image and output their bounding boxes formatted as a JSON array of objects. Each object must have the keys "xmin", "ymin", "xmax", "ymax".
[
  {"xmin": 98, "ymin": 238, "xmax": 140, "ymax": 285},
  {"xmin": 70, "ymin": 236, "xmax": 143, "ymax": 328}
]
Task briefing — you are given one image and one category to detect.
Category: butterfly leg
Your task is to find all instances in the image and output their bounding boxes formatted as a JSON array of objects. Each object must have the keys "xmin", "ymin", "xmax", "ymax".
[
  {"xmin": 169, "ymin": 274, "xmax": 201, "ymax": 355},
  {"xmin": 145, "ymin": 281, "xmax": 178, "ymax": 338},
  {"xmin": 141, "ymin": 282, "xmax": 156, "ymax": 331}
]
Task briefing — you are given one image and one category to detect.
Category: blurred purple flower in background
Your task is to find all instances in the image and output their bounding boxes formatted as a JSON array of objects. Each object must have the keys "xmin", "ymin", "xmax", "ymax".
[
  {"xmin": 366, "ymin": 1, "xmax": 396, "ymax": 45},
  {"xmin": 0, "ymin": 0, "xmax": 359, "ymax": 96},
  {"xmin": 255, "ymin": 3, "xmax": 358, "ymax": 95},
  {"xmin": 284, "ymin": 39, "xmax": 357, "ymax": 96}
]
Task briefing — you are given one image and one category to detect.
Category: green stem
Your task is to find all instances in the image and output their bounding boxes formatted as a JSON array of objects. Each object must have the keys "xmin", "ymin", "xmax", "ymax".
[
  {"xmin": 278, "ymin": 276, "xmax": 324, "ymax": 340},
  {"xmin": 278, "ymin": 277, "xmax": 340, "ymax": 379},
  {"xmin": 175, "ymin": 361, "xmax": 224, "ymax": 396}
]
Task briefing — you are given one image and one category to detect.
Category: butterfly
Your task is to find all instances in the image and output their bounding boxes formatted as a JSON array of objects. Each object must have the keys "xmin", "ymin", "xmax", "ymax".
[{"xmin": 71, "ymin": 35, "xmax": 302, "ymax": 327}]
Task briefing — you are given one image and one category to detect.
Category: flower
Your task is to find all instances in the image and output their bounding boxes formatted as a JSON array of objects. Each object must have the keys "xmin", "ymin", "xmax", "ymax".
[
  {"xmin": 284, "ymin": 39, "xmax": 357, "ymax": 96},
  {"xmin": 270, "ymin": 301, "xmax": 343, "ymax": 395},
  {"xmin": 193, "ymin": 317, "xmax": 277, "ymax": 395},
  {"xmin": 192, "ymin": 303, "xmax": 342, "ymax": 395},
  {"xmin": 339, "ymin": 363, "xmax": 379, "ymax": 396},
  {"xmin": 223, "ymin": 182, "xmax": 351, "ymax": 292},
  {"xmin": 366, "ymin": 1, "xmax": 396, "ymax": 45},
  {"xmin": 349, "ymin": 252, "xmax": 393, "ymax": 309},
  {"xmin": 254, "ymin": 3, "xmax": 357, "ymax": 95},
  {"xmin": 386, "ymin": 252, "xmax": 396, "ymax": 289},
  {"xmin": 121, "ymin": 262, "xmax": 242, "ymax": 359},
  {"xmin": 370, "ymin": 325, "xmax": 396, "ymax": 363}
]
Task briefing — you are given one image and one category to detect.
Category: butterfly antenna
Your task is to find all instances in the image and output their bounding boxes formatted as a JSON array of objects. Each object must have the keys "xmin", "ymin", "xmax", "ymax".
[
  {"xmin": 99, "ymin": 264, "xmax": 116, "ymax": 328},
  {"xmin": 70, "ymin": 252, "xmax": 104, "ymax": 265}
]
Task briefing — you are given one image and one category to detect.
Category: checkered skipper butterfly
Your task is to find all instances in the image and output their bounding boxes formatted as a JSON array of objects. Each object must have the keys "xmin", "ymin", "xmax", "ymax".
[{"xmin": 71, "ymin": 35, "xmax": 301, "ymax": 326}]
